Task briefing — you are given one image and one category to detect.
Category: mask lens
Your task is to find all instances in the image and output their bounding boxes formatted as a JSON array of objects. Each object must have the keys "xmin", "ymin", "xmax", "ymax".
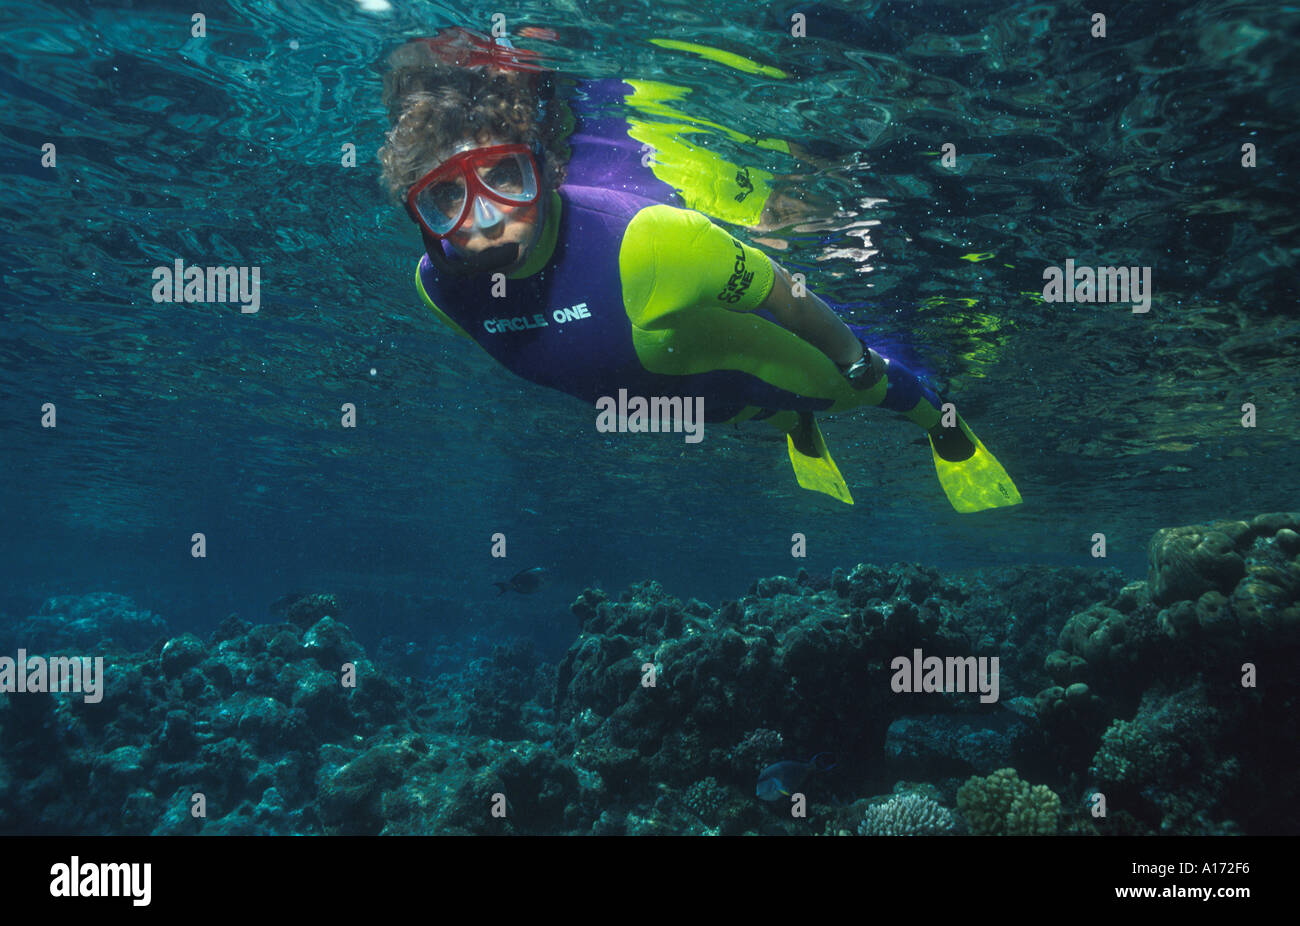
[
  {"xmin": 414, "ymin": 174, "xmax": 467, "ymax": 235},
  {"xmin": 476, "ymin": 152, "xmax": 537, "ymax": 203}
]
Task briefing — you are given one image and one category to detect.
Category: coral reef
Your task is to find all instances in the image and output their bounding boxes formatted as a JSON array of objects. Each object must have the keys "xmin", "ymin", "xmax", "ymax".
[
  {"xmin": 1047, "ymin": 512, "xmax": 1300, "ymax": 697},
  {"xmin": 683, "ymin": 777, "xmax": 728, "ymax": 826},
  {"xmin": 1007, "ymin": 784, "xmax": 1061, "ymax": 836},
  {"xmin": 554, "ymin": 564, "xmax": 1115, "ymax": 826},
  {"xmin": 0, "ymin": 592, "xmax": 167, "ymax": 654},
  {"xmin": 1, "ymin": 512, "xmax": 1295, "ymax": 835},
  {"xmin": 859, "ymin": 791, "xmax": 957, "ymax": 836},
  {"xmin": 1088, "ymin": 685, "xmax": 1243, "ymax": 834},
  {"xmin": 884, "ymin": 712, "xmax": 1031, "ymax": 776},
  {"xmin": 1035, "ymin": 511, "xmax": 1300, "ymax": 834},
  {"xmin": 956, "ymin": 767, "xmax": 1060, "ymax": 836}
]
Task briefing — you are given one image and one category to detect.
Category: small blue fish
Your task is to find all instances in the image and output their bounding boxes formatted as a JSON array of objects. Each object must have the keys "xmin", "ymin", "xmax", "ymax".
[{"xmin": 756, "ymin": 753, "xmax": 836, "ymax": 801}]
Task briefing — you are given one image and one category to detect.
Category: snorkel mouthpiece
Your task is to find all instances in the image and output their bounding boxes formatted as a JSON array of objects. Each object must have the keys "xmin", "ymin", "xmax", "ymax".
[{"xmin": 465, "ymin": 241, "xmax": 521, "ymax": 271}]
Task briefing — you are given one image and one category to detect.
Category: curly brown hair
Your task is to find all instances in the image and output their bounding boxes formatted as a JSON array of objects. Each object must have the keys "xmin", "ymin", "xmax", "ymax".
[{"xmin": 378, "ymin": 47, "xmax": 569, "ymax": 202}]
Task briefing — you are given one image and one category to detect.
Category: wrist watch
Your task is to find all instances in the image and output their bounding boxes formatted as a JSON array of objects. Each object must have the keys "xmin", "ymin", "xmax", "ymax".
[{"xmin": 840, "ymin": 347, "xmax": 886, "ymax": 388}]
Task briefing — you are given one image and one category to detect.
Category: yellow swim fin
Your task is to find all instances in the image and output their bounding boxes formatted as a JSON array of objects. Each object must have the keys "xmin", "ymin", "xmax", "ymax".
[
  {"xmin": 786, "ymin": 412, "xmax": 854, "ymax": 505},
  {"xmin": 930, "ymin": 417, "xmax": 1022, "ymax": 513}
]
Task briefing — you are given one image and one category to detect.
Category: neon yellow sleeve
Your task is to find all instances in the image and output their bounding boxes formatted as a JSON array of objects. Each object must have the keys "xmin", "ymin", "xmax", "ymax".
[
  {"xmin": 619, "ymin": 205, "xmax": 775, "ymax": 330},
  {"xmin": 618, "ymin": 205, "xmax": 864, "ymax": 410},
  {"xmin": 414, "ymin": 261, "xmax": 472, "ymax": 339}
]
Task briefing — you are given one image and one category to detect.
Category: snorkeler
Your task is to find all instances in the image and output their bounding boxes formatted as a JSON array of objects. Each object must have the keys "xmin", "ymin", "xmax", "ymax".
[{"xmin": 378, "ymin": 28, "xmax": 1021, "ymax": 513}]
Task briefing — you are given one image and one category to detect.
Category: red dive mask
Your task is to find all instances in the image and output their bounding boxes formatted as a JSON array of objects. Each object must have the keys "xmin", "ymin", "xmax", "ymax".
[
  {"xmin": 412, "ymin": 27, "xmax": 551, "ymax": 74},
  {"xmin": 405, "ymin": 144, "xmax": 541, "ymax": 240}
]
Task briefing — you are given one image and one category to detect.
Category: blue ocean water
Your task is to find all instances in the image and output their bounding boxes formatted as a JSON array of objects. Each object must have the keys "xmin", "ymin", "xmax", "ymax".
[{"xmin": 0, "ymin": 0, "xmax": 1296, "ymax": 837}]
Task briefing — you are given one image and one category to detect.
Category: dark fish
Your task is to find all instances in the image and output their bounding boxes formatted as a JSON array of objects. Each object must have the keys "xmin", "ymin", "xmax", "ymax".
[
  {"xmin": 494, "ymin": 566, "xmax": 549, "ymax": 595},
  {"xmin": 756, "ymin": 752, "xmax": 836, "ymax": 801}
]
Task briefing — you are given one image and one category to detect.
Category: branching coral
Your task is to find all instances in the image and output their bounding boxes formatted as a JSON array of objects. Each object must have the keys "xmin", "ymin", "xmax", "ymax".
[
  {"xmin": 858, "ymin": 793, "xmax": 957, "ymax": 836},
  {"xmin": 957, "ymin": 767, "xmax": 1060, "ymax": 835},
  {"xmin": 1008, "ymin": 784, "xmax": 1061, "ymax": 836}
]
